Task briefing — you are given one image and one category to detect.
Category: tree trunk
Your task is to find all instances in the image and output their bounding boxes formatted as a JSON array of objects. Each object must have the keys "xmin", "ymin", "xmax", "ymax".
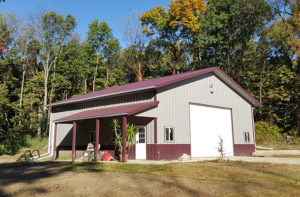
[
  {"xmin": 84, "ymin": 78, "xmax": 88, "ymax": 94},
  {"xmin": 19, "ymin": 65, "xmax": 26, "ymax": 108},
  {"xmin": 106, "ymin": 67, "xmax": 109, "ymax": 87},
  {"xmin": 42, "ymin": 70, "xmax": 49, "ymax": 137},
  {"xmin": 137, "ymin": 61, "xmax": 143, "ymax": 81},
  {"xmin": 49, "ymin": 63, "xmax": 57, "ymax": 105},
  {"xmin": 93, "ymin": 54, "xmax": 99, "ymax": 92},
  {"xmin": 259, "ymin": 81, "xmax": 262, "ymax": 104}
]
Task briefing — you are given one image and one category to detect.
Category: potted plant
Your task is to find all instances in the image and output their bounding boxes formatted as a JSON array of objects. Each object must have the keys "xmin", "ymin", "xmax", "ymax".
[{"xmin": 112, "ymin": 118, "xmax": 136, "ymax": 161}]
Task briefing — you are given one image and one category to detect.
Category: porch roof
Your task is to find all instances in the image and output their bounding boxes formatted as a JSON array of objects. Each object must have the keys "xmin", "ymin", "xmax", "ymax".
[{"xmin": 54, "ymin": 101, "xmax": 159, "ymax": 123}]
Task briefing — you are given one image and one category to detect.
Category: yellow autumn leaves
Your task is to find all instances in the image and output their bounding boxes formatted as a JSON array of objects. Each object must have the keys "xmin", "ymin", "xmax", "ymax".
[{"xmin": 169, "ymin": 0, "xmax": 206, "ymax": 33}]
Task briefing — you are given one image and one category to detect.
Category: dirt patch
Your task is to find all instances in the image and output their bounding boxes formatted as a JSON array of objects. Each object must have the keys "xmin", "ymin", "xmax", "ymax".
[{"xmin": 0, "ymin": 161, "xmax": 299, "ymax": 197}]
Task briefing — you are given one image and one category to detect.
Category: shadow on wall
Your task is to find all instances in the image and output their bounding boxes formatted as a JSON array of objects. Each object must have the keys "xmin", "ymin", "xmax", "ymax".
[{"xmin": 59, "ymin": 127, "xmax": 73, "ymax": 148}]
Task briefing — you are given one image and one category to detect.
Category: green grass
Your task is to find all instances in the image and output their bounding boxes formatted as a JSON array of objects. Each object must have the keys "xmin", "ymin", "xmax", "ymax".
[
  {"xmin": 257, "ymin": 142, "xmax": 300, "ymax": 150},
  {"xmin": 24, "ymin": 137, "xmax": 48, "ymax": 150},
  {"xmin": 55, "ymin": 156, "xmax": 72, "ymax": 161}
]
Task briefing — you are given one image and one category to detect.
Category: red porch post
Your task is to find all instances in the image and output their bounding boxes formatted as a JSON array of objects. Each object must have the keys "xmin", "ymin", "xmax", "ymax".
[
  {"xmin": 72, "ymin": 121, "xmax": 77, "ymax": 162},
  {"xmin": 122, "ymin": 115, "xmax": 127, "ymax": 163},
  {"xmin": 52, "ymin": 123, "xmax": 58, "ymax": 160},
  {"xmin": 95, "ymin": 118, "xmax": 100, "ymax": 162}
]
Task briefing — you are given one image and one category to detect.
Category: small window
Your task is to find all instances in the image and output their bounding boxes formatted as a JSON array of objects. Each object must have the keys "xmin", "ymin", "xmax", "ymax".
[
  {"xmin": 244, "ymin": 131, "xmax": 250, "ymax": 143},
  {"xmin": 165, "ymin": 127, "xmax": 174, "ymax": 142},
  {"xmin": 138, "ymin": 128, "xmax": 146, "ymax": 143}
]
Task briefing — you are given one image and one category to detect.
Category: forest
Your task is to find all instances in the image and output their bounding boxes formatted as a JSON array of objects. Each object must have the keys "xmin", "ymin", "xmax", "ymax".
[{"xmin": 0, "ymin": 0, "xmax": 299, "ymax": 153}]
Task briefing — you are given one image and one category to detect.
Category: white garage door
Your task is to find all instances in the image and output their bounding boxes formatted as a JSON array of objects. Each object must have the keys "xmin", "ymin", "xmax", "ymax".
[{"xmin": 190, "ymin": 104, "xmax": 234, "ymax": 157}]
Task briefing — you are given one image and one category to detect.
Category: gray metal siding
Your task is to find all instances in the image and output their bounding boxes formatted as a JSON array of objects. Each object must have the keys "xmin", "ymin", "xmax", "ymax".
[
  {"xmin": 50, "ymin": 74, "xmax": 254, "ymax": 149},
  {"xmin": 50, "ymin": 91, "xmax": 154, "ymax": 147},
  {"xmin": 138, "ymin": 73, "xmax": 254, "ymax": 145},
  {"xmin": 146, "ymin": 120, "xmax": 154, "ymax": 144}
]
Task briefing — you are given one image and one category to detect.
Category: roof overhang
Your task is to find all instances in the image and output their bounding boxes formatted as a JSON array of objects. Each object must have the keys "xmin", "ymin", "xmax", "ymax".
[
  {"xmin": 54, "ymin": 101, "xmax": 159, "ymax": 123},
  {"xmin": 48, "ymin": 67, "xmax": 261, "ymax": 108},
  {"xmin": 47, "ymin": 86, "xmax": 155, "ymax": 107}
]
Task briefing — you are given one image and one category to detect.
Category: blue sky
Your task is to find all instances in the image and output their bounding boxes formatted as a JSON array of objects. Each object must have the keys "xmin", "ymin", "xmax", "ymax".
[{"xmin": 1, "ymin": 0, "xmax": 170, "ymax": 48}]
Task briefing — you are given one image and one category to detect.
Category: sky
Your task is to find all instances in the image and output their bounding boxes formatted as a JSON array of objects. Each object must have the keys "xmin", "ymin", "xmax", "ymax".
[{"xmin": 0, "ymin": 0, "xmax": 170, "ymax": 48}]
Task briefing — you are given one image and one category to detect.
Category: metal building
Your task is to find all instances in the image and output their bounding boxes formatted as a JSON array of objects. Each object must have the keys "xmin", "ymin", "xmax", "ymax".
[{"xmin": 48, "ymin": 67, "xmax": 261, "ymax": 162}]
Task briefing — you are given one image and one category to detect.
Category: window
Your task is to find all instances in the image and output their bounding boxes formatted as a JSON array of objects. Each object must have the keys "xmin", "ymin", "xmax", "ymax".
[
  {"xmin": 244, "ymin": 131, "xmax": 250, "ymax": 143},
  {"xmin": 138, "ymin": 128, "xmax": 146, "ymax": 143},
  {"xmin": 165, "ymin": 127, "xmax": 174, "ymax": 142}
]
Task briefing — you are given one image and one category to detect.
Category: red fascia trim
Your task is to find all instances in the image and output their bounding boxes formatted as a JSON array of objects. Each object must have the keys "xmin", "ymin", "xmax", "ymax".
[
  {"xmin": 122, "ymin": 116, "xmax": 127, "ymax": 163},
  {"xmin": 127, "ymin": 101, "xmax": 159, "ymax": 116},
  {"xmin": 95, "ymin": 119, "xmax": 100, "ymax": 162},
  {"xmin": 215, "ymin": 68, "xmax": 262, "ymax": 107},
  {"xmin": 72, "ymin": 121, "xmax": 77, "ymax": 162}
]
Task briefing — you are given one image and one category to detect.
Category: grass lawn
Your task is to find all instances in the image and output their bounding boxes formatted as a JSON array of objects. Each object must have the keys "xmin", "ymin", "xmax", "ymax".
[
  {"xmin": 0, "ymin": 137, "xmax": 48, "ymax": 163},
  {"xmin": 257, "ymin": 142, "xmax": 300, "ymax": 150},
  {"xmin": 1, "ymin": 160, "xmax": 300, "ymax": 196}
]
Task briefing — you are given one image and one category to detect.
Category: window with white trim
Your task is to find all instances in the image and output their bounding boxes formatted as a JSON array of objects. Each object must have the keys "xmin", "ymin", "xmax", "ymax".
[
  {"xmin": 165, "ymin": 127, "xmax": 174, "ymax": 142},
  {"xmin": 244, "ymin": 131, "xmax": 250, "ymax": 143}
]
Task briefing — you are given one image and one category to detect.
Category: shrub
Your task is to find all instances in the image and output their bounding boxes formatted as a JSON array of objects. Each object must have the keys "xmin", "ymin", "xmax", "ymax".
[
  {"xmin": 255, "ymin": 121, "xmax": 282, "ymax": 144},
  {"xmin": 0, "ymin": 136, "xmax": 48, "ymax": 155}
]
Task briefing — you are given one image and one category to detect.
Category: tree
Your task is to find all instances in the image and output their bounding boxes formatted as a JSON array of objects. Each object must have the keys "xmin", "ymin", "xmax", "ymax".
[
  {"xmin": 169, "ymin": 0, "xmax": 207, "ymax": 67},
  {"xmin": 87, "ymin": 20, "xmax": 120, "ymax": 91},
  {"xmin": 267, "ymin": 0, "xmax": 299, "ymax": 134},
  {"xmin": 140, "ymin": 5, "xmax": 187, "ymax": 74},
  {"xmin": 32, "ymin": 11, "xmax": 76, "ymax": 136},
  {"xmin": 54, "ymin": 36, "xmax": 89, "ymax": 100},
  {"xmin": 200, "ymin": 0, "xmax": 273, "ymax": 79},
  {"xmin": 122, "ymin": 10, "xmax": 149, "ymax": 81},
  {"xmin": 15, "ymin": 22, "xmax": 36, "ymax": 110}
]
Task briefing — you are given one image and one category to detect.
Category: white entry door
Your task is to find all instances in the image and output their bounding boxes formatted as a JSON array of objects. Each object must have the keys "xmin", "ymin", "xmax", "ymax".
[
  {"xmin": 135, "ymin": 126, "xmax": 146, "ymax": 159},
  {"xmin": 190, "ymin": 104, "xmax": 234, "ymax": 157}
]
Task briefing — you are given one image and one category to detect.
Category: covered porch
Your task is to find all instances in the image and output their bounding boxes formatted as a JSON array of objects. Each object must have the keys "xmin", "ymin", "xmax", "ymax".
[{"xmin": 52, "ymin": 101, "xmax": 158, "ymax": 163}]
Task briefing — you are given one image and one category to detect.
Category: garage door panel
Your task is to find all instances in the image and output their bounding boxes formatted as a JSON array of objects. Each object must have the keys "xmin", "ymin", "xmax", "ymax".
[{"xmin": 190, "ymin": 104, "xmax": 234, "ymax": 157}]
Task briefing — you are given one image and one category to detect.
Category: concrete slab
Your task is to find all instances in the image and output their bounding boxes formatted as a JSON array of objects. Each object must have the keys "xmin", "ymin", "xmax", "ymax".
[{"xmin": 126, "ymin": 156, "xmax": 300, "ymax": 165}]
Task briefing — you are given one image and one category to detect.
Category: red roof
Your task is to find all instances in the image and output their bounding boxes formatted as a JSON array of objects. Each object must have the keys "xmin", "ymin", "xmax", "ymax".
[
  {"xmin": 55, "ymin": 101, "xmax": 159, "ymax": 123},
  {"xmin": 49, "ymin": 67, "xmax": 261, "ymax": 107}
]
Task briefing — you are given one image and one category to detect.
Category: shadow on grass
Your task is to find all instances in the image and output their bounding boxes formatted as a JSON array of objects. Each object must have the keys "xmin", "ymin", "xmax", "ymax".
[{"xmin": 0, "ymin": 161, "xmax": 107, "ymax": 195}]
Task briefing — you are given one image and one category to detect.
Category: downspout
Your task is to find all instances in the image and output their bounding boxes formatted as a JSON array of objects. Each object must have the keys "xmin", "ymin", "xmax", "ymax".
[{"xmin": 36, "ymin": 106, "xmax": 53, "ymax": 161}]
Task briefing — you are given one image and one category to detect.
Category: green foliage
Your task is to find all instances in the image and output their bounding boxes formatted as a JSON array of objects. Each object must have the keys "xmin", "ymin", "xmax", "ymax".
[
  {"xmin": 255, "ymin": 121, "xmax": 282, "ymax": 144},
  {"xmin": 126, "ymin": 123, "xmax": 136, "ymax": 148},
  {"xmin": 88, "ymin": 20, "xmax": 113, "ymax": 55},
  {"xmin": 0, "ymin": 0, "xmax": 299, "ymax": 152},
  {"xmin": 111, "ymin": 118, "xmax": 136, "ymax": 154},
  {"xmin": 25, "ymin": 137, "xmax": 48, "ymax": 150},
  {"xmin": 0, "ymin": 136, "xmax": 48, "ymax": 155}
]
